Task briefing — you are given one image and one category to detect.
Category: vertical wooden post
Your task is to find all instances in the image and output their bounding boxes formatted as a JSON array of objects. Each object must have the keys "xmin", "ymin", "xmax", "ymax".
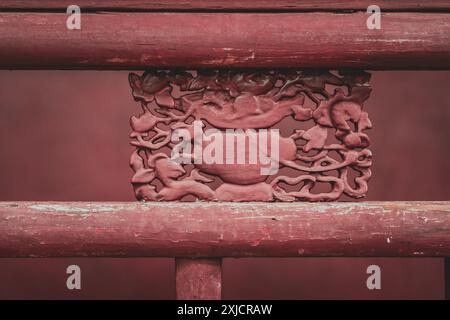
[
  {"xmin": 175, "ymin": 258, "xmax": 222, "ymax": 300},
  {"xmin": 446, "ymin": 258, "xmax": 450, "ymax": 300}
]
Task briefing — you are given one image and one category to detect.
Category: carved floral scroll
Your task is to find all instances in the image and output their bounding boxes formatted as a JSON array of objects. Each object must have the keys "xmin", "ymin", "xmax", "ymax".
[{"xmin": 128, "ymin": 70, "xmax": 373, "ymax": 202}]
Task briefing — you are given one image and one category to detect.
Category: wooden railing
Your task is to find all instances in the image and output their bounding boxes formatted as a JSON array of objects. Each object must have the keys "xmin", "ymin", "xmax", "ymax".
[
  {"xmin": 0, "ymin": 0, "xmax": 449, "ymax": 300},
  {"xmin": 1, "ymin": 2, "xmax": 450, "ymax": 69},
  {"xmin": 1, "ymin": 201, "xmax": 449, "ymax": 299}
]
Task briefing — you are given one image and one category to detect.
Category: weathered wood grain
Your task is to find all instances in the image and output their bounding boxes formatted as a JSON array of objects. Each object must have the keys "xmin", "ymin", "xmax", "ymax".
[
  {"xmin": 0, "ymin": 201, "xmax": 449, "ymax": 258},
  {"xmin": 0, "ymin": 12, "xmax": 449, "ymax": 69},
  {"xmin": 1, "ymin": 1, "xmax": 450, "ymax": 12}
]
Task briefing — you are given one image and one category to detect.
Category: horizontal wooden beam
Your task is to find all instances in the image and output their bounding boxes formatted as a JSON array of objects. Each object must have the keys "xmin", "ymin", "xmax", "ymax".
[
  {"xmin": 0, "ymin": 201, "xmax": 449, "ymax": 258},
  {"xmin": 1, "ymin": 1, "xmax": 450, "ymax": 12},
  {"xmin": 0, "ymin": 12, "xmax": 449, "ymax": 70}
]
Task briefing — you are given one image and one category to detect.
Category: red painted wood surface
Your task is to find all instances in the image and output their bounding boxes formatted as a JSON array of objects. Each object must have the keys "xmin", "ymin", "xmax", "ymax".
[
  {"xmin": 446, "ymin": 258, "xmax": 450, "ymax": 300},
  {"xmin": 0, "ymin": 202, "xmax": 449, "ymax": 258},
  {"xmin": 1, "ymin": 1, "xmax": 450, "ymax": 11},
  {"xmin": 128, "ymin": 70, "xmax": 373, "ymax": 202},
  {"xmin": 0, "ymin": 12, "xmax": 450, "ymax": 69},
  {"xmin": 176, "ymin": 258, "xmax": 222, "ymax": 300}
]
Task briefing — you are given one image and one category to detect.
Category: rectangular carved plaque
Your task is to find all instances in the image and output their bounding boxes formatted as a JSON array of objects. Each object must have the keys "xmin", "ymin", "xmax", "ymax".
[{"xmin": 128, "ymin": 70, "xmax": 372, "ymax": 202}]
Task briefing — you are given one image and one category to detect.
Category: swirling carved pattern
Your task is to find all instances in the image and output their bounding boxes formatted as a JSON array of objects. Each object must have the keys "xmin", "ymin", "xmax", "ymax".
[{"xmin": 128, "ymin": 70, "xmax": 373, "ymax": 202}]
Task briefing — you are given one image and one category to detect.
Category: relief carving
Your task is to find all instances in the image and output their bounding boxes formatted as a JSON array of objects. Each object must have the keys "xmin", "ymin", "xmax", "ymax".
[{"xmin": 128, "ymin": 70, "xmax": 372, "ymax": 202}]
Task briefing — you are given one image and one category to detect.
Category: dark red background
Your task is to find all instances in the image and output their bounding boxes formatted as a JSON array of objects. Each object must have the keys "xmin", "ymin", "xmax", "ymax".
[{"xmin": 0, "ymin": 71, "xmax": 448, "ymax": 299}]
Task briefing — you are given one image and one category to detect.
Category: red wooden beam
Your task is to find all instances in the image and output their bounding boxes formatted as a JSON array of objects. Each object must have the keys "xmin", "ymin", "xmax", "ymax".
[
  {"xmin": 0, "ymin": 12, "xmax": 450, "ymax": 69},
  {"xmin": 0, "ymin": 201, "xmax": 449, "ymax": 258},
  {"xmin": 1, "ymin": 1, "xmax": 450, "ymax": 12},
  {"xmin": 176, "ymin": 258, "xmax": 222, "ymax": 300}
]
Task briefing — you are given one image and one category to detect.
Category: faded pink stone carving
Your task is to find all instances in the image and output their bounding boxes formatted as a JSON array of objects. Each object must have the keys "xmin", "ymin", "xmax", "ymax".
[{"xmin": 128, "ymin": 70, "xmax": 373, "ymax": 202}]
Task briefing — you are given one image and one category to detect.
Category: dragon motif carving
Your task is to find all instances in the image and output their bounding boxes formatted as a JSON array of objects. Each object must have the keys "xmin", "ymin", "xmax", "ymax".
[{"xmin": 128, "ymin": 70, "xmax": 373, "ymax": 202}]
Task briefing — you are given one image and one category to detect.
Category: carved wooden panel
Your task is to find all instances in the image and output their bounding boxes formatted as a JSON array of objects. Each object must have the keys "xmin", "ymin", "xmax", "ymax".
[{"xmin": 128, "ymin": 70, "xmax": 372, "ymax": 202}]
